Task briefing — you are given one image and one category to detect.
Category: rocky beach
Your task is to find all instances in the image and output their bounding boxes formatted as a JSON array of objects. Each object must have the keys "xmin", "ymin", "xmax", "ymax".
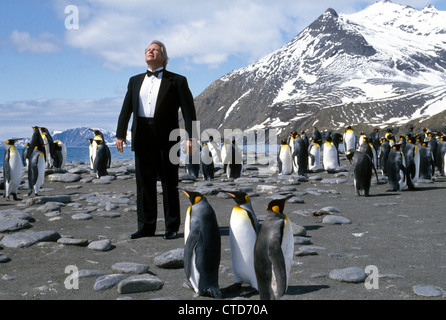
[{"xmin": 0, "ymin": 152, "xmax": 445, "ymax": 302}]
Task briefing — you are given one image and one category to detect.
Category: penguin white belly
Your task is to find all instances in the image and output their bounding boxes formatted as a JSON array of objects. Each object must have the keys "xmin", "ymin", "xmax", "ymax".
[
  {"xmin": 189, "ymin": 250, "xmax": 200, "ymax": 293},
  {"xmin": 6, "ymin": 148, "xmax": 23, "ymax": 195},
  {"xmin": 229, "ymin": 211, "xmax": 258, "ymax": 289},
  {"xmin": 281, "ymin": 217, "xmax": 294, "ymax": 288},
  {"xmin": 344, "ymin": 133, "xmax": 355, "ymax": 151},
  {"xmin": 399, "ymin": 156, "xmax": 407, "ymax": 190},
  {"xmin": 323, "ymin": 144, "xmax": 338, "ymax": 170},
  {"xmin": 184, "ymin": 207, "xmax": 191, "ymax": 244},
  {"xmin": 413, "ymin": 149, "xmax": 420, "ymax": 182},
  {"xmin": 34, "ymin": 153, "xmax": 46, "ymax": 194},
  {"xmin": 308, "ymin": 145, "xmax": 320, "ymax": 170},
  {"xmin": 279, "ymin": 147, "xmax": 293, "ymax": 175}
]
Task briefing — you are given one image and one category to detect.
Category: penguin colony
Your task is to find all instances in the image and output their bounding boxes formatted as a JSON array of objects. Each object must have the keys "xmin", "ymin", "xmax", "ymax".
[
  {"xmin": 176, "ymin": 124, "xmax": 446, "ymax": 300},
  {"xmin": 2, "ymin": 124, "xmax": 446, "ymax": 300},
  {"xmin": 2, "ymin": 127, "xmax": 110, "ymax": 200}
]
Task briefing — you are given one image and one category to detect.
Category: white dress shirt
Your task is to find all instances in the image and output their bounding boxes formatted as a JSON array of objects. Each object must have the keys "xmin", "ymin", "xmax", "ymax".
[{"xmin": 138, "ymin": 67, "xmax": 163, "ymax": 118}]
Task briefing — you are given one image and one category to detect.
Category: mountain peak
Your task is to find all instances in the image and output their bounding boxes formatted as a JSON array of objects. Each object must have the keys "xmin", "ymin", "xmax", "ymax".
[{"xmin": 195, "ymin": 3, "xmax": 446, "ymax": 136}]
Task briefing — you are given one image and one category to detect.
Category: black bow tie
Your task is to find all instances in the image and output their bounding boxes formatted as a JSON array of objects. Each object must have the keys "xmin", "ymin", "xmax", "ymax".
[{"xmin": 147, "ymin": 69, "xmax": 163, "ymax": 78}]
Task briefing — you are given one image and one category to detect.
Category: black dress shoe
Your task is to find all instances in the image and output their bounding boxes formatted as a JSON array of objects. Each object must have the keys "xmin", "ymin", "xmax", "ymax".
[
  {"xmin": 163, "ymin": 231, "xmax": 177, "ymax": 240},
  {"xmin": 129, "ymin": 230, "xmax": 154, "ymax": 239}
]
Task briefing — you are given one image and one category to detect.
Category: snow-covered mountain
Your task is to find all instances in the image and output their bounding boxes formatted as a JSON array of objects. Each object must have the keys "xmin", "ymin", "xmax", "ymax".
[
  {"xmin": 51, "ymin": 127, "xmax": 117, "ymax": 146},
  {"xmin": 194, "ymin": 0, "xmax": 446, "ymax": 137}
]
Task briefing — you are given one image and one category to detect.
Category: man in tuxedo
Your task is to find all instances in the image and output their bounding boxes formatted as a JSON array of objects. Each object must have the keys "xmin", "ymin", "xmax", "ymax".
[{"xmin": 115, "ymin": 40, "xmax": 197, "ymax": 240}]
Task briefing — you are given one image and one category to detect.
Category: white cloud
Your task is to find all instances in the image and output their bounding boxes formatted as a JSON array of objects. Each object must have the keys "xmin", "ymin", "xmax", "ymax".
[
  {"xmin": 0, "ymin": 98, "xmax": 122, "ymax": 140},
  {"xmin": 57, "ymin": 1, "xmax": 342, "ymax": 69},
  {"xmin": 9, "ymin": 31, "xmax": 61, "ymax": 54},
  {"xmin": 53, "ymin": 0, "xmax": 446, "ymax": 71}
]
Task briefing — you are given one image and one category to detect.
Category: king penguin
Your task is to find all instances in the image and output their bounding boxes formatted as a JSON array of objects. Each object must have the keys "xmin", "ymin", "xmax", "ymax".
[
  {"xmin": 308, "ymin": 138, "xmax": 321, "ymax": 171},
  {"xmin": 403, "ymin": 137, "xmax": 419, "ymax": 190},
  {"xmin": 3, "ymin": 139, "xmax": 23, "ymax": 200},
  {"xmin": 200, "ymin": 142, "xmax": 214, "ymax": 181},
  {"xmin": 185, "ymin": 139, "xmax": 200, "ymax": 178},
  {"xmin": 292, "ymin": 134, "xmax": 308, "ymax": 175},
  {"xmin": 39, "ymin": 127, "xmax": 55, "ymax": 168},
  {"xmin": 207, "ymin": 136, "xmax": 222, "ymax": 166},
  {"xmin": 323, "ymin": 136, "xmax": 339, "ymax": 172},
  {"xmin": 227, "ymin": 137, "xmax": 243, "ymax": 179},
  {"xmin": 92, "ymin": 138, "xmax": 111, "ymax": 178},
  {"xmin": 378, "ymin": 138, "xmax": 390, "ymax": 175},
  {"xmin": 347, "ymin": 149, "xmax": 378, "ymax": 197},
  {"xmin": 254, "ymin": 196, "xmax": 294, "ymax": 300},
  {"xmin": 277, "ymin": 138, "xmax": 293, "ymax": 175},
  {"xmin": 53, "ymin": 140, "xmax": 67, "ymax": 169},
  {"xmin": 223, "ymin": 190, "xmax": 260, "ymax": 296},
  {"xmin": 435, "ymin": 135, "xmax": 446, "ymax": 176},
  {"xmin": 343, "ymin": 126, "xmax": 356, "ymax": 153},
  {"xmin": 180, "ymin": 189, "xmax": 222, "ymax": 298},
  {"xmin": 418, "ymin": 141, "xmax": 435, "ymax": 182},
  {"xmin": 386, "ymin": 143, "xmax": 407, "ymax": 192},
  {"xmin": 28, "ymin": 144, "xmax": 46, "ymax": 196}
]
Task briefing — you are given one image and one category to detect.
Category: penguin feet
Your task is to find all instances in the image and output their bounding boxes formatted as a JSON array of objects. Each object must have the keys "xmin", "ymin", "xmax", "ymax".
[
  {"xmin": 221, "ymin": 282, "xmax": 242, "ymax": 294},
  {"xmin": 239, "ymin": 287, "xmax": 258, "ymax": 298},
  {"xmin": 221, "ymin": 283, "xmax": 258, "ymax": 298},
  {"xmin": 9, "ymin": 193, "xmax": 21, "ymax": 201},
  {"xmin": 205, "ymin": 287, "xmax": 222, "ymax": 299}
]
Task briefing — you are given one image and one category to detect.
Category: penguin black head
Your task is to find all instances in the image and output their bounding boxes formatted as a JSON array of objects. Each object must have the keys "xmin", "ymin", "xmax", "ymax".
[
  {"xmin": 325, "ymin": 136, "xmax": 333, "ymax": 142},
  {"xmin": 5, "ymin": 138, "xmax": 22, "ymax": 146},
  {"xmin": 392, "ymin": 143, "xmax": 402, "ymax": 151},
  {"xmin": 223, "ymin": 190, "xmax": 250, "ymax": 205},
  {"xmin": 266, "ymin": 196, "xmax": 292, "ymax": 215},
  {"xmin": 280, "ymin": 138, "xmax": 287, "ymax": 145},
  {"xmin": 179, "ymin": 188, "xmax": 205, "ymax": 205}
]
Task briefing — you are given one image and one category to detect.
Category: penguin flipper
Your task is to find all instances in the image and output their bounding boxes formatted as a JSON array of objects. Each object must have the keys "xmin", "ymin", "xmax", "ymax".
[
  {"xmin": 309, "ymin": 154, "xmax": 315, "ymax": 166},
  {"xmin": 268, "ymin": 232, "xmax": 287, "ymax": 299},
  {"xmin": 105, "ymin": 145, "xmax": 111, "ymax": 168},
  {"xmin": 184, "ymin": 226, "xmax": 200, "ymax": 281},
  {"xmin": 4, "ymin": 150, "xmax": 11, "ymax": 183}
]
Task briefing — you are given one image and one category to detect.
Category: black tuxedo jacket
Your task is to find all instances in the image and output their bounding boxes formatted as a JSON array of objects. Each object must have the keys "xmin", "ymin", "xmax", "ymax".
[{"xmin": 116, "ymin": 70, "xmax": 197, "ymax": 151}]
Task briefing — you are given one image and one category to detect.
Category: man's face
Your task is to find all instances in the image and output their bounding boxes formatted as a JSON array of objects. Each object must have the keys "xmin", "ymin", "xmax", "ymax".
[{"xmin": 145, "ymin": 44, "xmax": 165, "ymax": 69}]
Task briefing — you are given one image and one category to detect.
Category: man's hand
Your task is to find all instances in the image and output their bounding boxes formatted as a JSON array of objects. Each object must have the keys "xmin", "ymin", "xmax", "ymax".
[{"xmin": 116, "ymin": 138, "xmax": 127, "ymax": 153}]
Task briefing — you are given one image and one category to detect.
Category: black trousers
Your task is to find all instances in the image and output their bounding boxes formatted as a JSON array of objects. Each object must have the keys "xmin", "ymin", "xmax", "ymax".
[{"xmin": 134, "ymin": 117, "xmax": 180, "ymax": 234}]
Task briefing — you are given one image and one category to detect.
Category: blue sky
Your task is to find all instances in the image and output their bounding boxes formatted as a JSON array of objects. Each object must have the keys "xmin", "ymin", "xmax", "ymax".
[{"xmin": 1, "ymin": 0, "xmax": 445, "ymax": 141}]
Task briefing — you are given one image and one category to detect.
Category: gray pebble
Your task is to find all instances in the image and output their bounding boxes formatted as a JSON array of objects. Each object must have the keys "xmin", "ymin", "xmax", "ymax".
[
  {"xmin": 94, "ymin": 274, "xmax": 127, "ymax": 291},
  {"xmin": 0, "ymin": 230, "xmax": 61, "ymax": 248},
  {"xmin": 329, "ymin": 267, "xmax": 366, "ymax": 283},
  {"xmin": 0, "ymin": 252, "xmax": 11, "ymax": 263},
  {"xmin": 47, "ymin": 173, "xmax": 82, "ymax": 183},
  {"xmin": 412, "ymin": 285, "xmax": 446, "ymax": 297},
  {"xmin": 57, "ymin": 237, "xmax": 89, "ymax": 246},
  {"xmin": 153, "ymin": 248, "xmax": 184, "ymax": 269},
  {"xmin": 71, "ymin": 213, "xmax": 93, "ymax": 220},
  {"xmin": 322, "ymin": 215, "xmax": 352, "ymax": 225},
  {"xmin": 0, "ymin": 218, "xmax": 31, "ymax": 233},
  {"xmin": 117, "ymin": 274, "xmax": 163, "ymax": 294},
  {"xmin": 95, "ymin": 211, "xmax": 121, "ymax": 218},
  {"xmin": 88, "ymin": 239, "xmax": 112, "ymax": 251},
  {"xmin": 111, "ymin": 262, "xmax": 149, "ymax": 274}
]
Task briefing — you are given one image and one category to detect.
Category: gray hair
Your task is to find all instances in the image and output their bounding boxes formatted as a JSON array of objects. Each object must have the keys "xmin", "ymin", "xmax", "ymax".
[{"xmin": 146, "ymin": 40, "xmax": 169, "ymax": 67}]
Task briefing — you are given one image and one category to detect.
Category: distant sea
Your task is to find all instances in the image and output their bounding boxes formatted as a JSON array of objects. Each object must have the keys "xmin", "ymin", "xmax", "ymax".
[{"xmin": 0, "ymin": 146, "xmax": 134, "ymax": 168}]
